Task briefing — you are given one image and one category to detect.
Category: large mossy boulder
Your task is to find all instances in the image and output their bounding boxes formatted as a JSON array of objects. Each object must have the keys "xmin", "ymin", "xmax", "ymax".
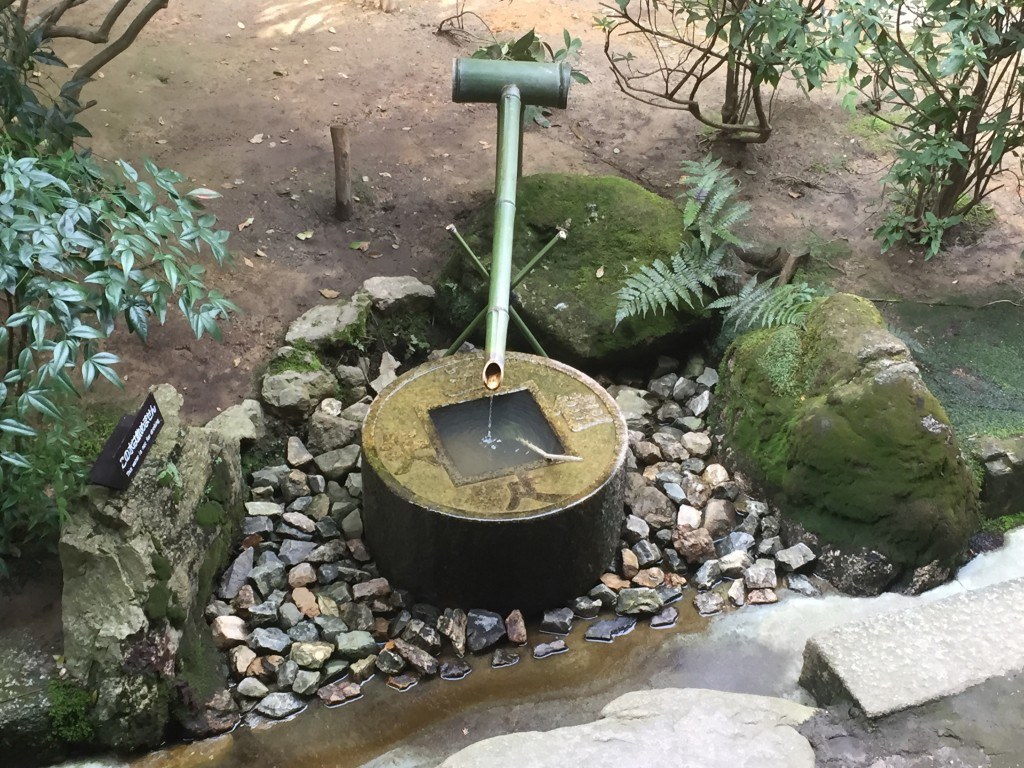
[
  {"xmin": 59, "ymin": 384, "xmax": 245, "ymax": 752},
  {"xmin": 717, "ymin": 294, "xmax": 979, "ymax": 593},
  {"xmin": 439, "ymin": 174, "xmax": 704, "ymax": 366}
]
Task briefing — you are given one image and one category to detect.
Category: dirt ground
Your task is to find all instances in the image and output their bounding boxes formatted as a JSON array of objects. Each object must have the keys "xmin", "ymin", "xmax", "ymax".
[{"xmin": 53, "ymin": 0, "xmax": 1024, "ymax": 423}]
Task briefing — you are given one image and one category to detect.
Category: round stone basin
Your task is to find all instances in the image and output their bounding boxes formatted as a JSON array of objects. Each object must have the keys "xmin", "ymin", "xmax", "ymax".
[{"xmin": 362, "ymin": 351, "xmax": 627, "ymax": 613}]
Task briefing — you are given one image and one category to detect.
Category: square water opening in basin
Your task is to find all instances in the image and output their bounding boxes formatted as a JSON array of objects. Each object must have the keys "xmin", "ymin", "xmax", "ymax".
[{"xmin": 429, "ymin": 389, "xmax": 565, "ymax": 483}]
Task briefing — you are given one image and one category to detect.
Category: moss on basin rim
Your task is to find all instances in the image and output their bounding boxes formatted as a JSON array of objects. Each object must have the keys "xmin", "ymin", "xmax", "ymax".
[
  {"xmin": 718, "ymin": 294, "xmax": 979, "ymax": 570},
  {"xmin": 438, "ymin": 174, "xmax": 703, "ymax": 366},
  {"xmin": 361, "ymin": 352, "xmax": 628, "ymax": 611}
]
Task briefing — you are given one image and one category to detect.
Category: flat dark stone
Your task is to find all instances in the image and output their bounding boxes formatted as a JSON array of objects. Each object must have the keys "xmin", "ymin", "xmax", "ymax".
[
  {"xmin": 387, "ymin": 672, "xmax": 420, "ymax": 691},
  {"xmin": 533, "ymin": 639, "xmax": 569, "ymax": 659},
  {"xmin": 440, "ymin": 658, "xmax": 473, "ymax": 681},
  {"xmin": 491, "ymin": 649, "xmax": 520, "ymax": 668},
  {"xmin": 540, "ymin": 607, "xmax": 574, "ymax": 635},
  {"xmin": 651, "ymin": 606, "xmax": 678, "ymax": 629},
  {"xmin": 656, "ymin": 585, "xmax": 683, "ymax": 605},
  {"xmin": 467, "ymin": 609, "xmax": 506, "ymax": 653},
  {"xmin": 585, "ymin": 616, "xmax": 637, "ymax": 643}
]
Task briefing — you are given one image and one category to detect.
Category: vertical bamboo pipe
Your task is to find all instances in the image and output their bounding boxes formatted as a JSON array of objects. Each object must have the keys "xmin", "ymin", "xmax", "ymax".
[
  {"xmin": 330, "ymin": 125, "xmax": 353, "ymax": 221},
  {"xmin": 482, "ymin": 84, "xmax": 522, "ymax": 391}
]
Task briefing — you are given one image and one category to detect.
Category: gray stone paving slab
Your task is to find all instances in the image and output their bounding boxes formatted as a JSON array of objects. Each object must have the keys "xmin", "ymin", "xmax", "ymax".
[
  {"xmin": 439, "ymin": 688, "xmax": 817, "ymax": 768},
  {"xmin": 800, "ymin": 576, "xmax": 1024, "ymax": 718}
]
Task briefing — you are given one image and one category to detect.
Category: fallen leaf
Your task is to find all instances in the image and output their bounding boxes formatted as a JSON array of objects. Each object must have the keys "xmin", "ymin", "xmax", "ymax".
[
  {"xmin": 237, "ymin": 21, "xmax": 245, "ymax": 29},
  {"xmin": 328, "ymin": 46, "xmax": 342, "ymax": 52},
  {"xmin": 788, "ymin": 190, "xmax": 803, "ymax": 199},
  {"xmin": 368, "ymin": 252, "xmax": 383, "ymax": 259},
  {"xmin": 255, "ymin": 248, "xmax": 268, "ymax": 258},
  {"xmin": 232, "ymin": 357, "xmax": 241, "ymax": 367},
  {"xmin": 243, "ymin": 257, "xmax": 255, "ymax": 268},
  {"xmin": 155, "ymin": 139, "xmax": 167, "ymax": 145},
  {"xmin": 320, "ymin": 288, "xmax": 341, "ymax": 299},
  {"xmin": 249, "ymin": 133, "xmax": 265, "ymax": 144},
  {"xmin": 479, "ymin": 141, "xmax": 491, "ymax": 149},
  {"xmin": 158, "ymin": 116, "xmax": 165, "ymax": 126},
  {"xmin": 328, "ymin": 26, "xmax": 337, "ymax": 33},
  {"xmin": 220, "ymin": 182, "xmax": 236, "ymax": 190},
  {"xmin": 743, "ymin": 169, "xmax": 757, "ymax": 176},
  {"xmin": 237, "ymin": 216, "xmax": 254, "ymax": 231},
  {"xmin": 349, "ymin": 241, "xmax": 370, "ymax": 251},
  {"xmin": 296, "ymin": 230, "xmax": 314, "ymax": 240},
  {"xmin": 596, "ymin": 266, "xmax": 605, "ymax": 278}
]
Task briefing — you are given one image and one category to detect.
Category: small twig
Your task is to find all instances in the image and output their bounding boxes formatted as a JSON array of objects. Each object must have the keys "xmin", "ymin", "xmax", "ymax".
[
  {"xmin": 516, "ymin": 438, "xmax": 583, "ymax": 463},
  {"xmin": 770, "ymin": 174, "xmax": 849, "ymax": 195}
]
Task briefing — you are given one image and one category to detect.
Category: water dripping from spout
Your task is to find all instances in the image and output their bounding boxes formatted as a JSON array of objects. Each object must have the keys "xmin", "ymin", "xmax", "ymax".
[{"xmin": 482, "ymin": 393, "xmax": 502, "ymax": 450}]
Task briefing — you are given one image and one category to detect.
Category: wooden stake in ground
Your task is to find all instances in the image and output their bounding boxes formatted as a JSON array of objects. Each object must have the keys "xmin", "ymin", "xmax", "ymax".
[{"xmin": 330, "ymin": 125, "xmax": 353, "ymax": 221}]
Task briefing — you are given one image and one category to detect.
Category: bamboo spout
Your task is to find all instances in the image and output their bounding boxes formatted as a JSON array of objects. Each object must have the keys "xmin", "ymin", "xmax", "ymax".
[{"xmin": 481, "ymin": 83, "xmax": 522, "ymax": 391}]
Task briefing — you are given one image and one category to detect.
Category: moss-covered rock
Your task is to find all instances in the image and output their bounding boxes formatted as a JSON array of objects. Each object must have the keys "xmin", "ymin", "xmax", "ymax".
[
  {"xmin": 718, "ymin": 294, "xmax": 979, "ymax": 590},
  {"xmin": 438, "ymin": 174, "xmax": 704, "ymax": 366}
]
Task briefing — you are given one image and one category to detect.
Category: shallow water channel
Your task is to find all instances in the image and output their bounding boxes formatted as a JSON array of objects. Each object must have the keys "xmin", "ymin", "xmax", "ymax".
[{"xmin": 57, "ymin": 529, "xmax": 1024, "ymax": 768}]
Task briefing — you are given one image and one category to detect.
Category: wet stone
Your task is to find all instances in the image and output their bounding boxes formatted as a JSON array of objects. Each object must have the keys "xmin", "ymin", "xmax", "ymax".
[
  {"xmin": 703, "ymin": 499, "xmax": 737, "ymax": 539},
  {"xmin": 348, "ymin": 538, "xmax": 371, "ymax": 562},
  {"xmin": 716, "ymin": 530, "xmax": 755, "ymax": 557},
  {"xmin": 622, "ymin": 514, "xmax": 650, "ymax": 544},
  {"xmin": 411, "ymin": 603, "xmax": 441, "ymax": 626},
  {"xmin": 491, "ymin": 649, "xmax": 520, "ymax": 668},
  {"xmin": 663, "ymin": 549, "xmax": 685, "ymax": 574},
  {"xmin": 306, "ymin": 539, "xmax": 348, "ymax": 564},
  {"xmin": 278, "ymin": 603, "xmax": 303, "ymax": 630},
  {"xmin": 290, "ymin": 638, "xmax": 333, "ymax": 671},
  {"xmin": 505, "ymin": 609, "xmax": 528, "ymax": 645},
  {"xmin": 585, "ymin": 616, "xmax": 637, "ymax": 642},
  {"xmin": 648, "ymin": 373, "xmax": 678, "ymax": 398},
  {"xmin": 314, "ymin": 616, "xmax": 351, "ymax": 645},
  {"xmin": 256, "ymin": 692, "xmax": 305, "ymax": 719},
  {"xmin": 679, "ymin": 457, "xmax": 706, "ymax": 474},
  {"xmin": 389, "ymin": 610, "xmax": 413, "ymax": 639},
  {"xmin": 615, "ymin": 587, "xmax": 664, "ymax": 616},
  {"xmin": 467, "ymin": 609, "xmax": 506, "ymax": 653},
  {"xmin": 230, "ymin": 646, "xmax": 256, "ymax": 678},
  {"xmin": 540, "ymin": 607, "xmax": 573, "ymax": 635},
  {"xmin": 248, "ymin": 602, "xmax": 280, "ymax": 627},
  {"xmin": 672, "ymin": 377, "xmax": 698, "ymax": 401},
  {"xmin": 237, "ymin": 677, "xmax": 269, "ymax": 699},
  {"xmin": 292, "ymin": 669, "xmax": 321, "ymax": 696},
  {"xmin": 633, "ymin": 567, "xmax": 665, "ymax": 589},
  {"xmin": 283, "ymin": 511, "xmax": 316, "ymax": 534},
  {"xmin": 440, "ymin": 658, "xmax": 472, "ymax": 681},
  {"xmin": 673, "ymin": 526, "xmax": 716, "ymax": 565},
  {"xmin": 719, "ymin": 551, "xmax": 754, "ymax": 577},
  {"xmin": 243, "ymin": 517, "xmax": 274, "ymax": 536},
  {"xmin": 758, "ymin": 536, "xmax": 783, "ymax": 558},
  {"xmin": 287, "ymin": 436, "xmax": 314, "ymax": 467},
  {"xmin": 712, "ymin": 481, "xmax": 740, "ymax": 501},
  {"xmin": 305, "ymin": 494, "xmax": 331, "ymax": 521},
  {"xmin": 321, "ymin": 581, "xmax": 353, "ymax": 605},
  {"xmin": 248, "ymin": 627, "xmax": 291, "ymax": 654},
  {"xmin": 775, "ymin": 543, "xmax": 817, "ymax": 572},
  {"xmin": 322, "ymin": 659, "xmax": 349, "ymax": 682},
  {"xmin": 338, "ymin": 602, "xmax": 374, "ymax": 631},
  {"xmin": 534, "ymin": 639, "xmax": 569, "ymax": 659},
  {"xmin": 250, "ymin": 562, "xmax": 287, "ymax": 599},
  {"xmin": 276, "ymin": 660, "xmax": 299, "ymax": 689},
  {"xmin": 632, "ymin": 540, "xmax": 662, "ymax": 568},
  {"xmin": 651, "ymin": 606, "xmax": 678, "ymax": 629},
  {"xmin": 279, "ymin": 540, "xmax": 317, "ymax": 566},
  {"xmin": 760, "ymin": 515, "xmax": 781, "ymax": 538},
  {"xmin": 747, "ymin": 588, "xmax": 779, "ymax": 605},
  {"xmin": 387, "ymin": 671, "xmax": 420, "ymax": 692},
  {"xmin": 400, "ymin": 619, "xmax": 442, "ymax": 655},
  {"xmin": 655, "ymin": 584, "xmax": 683, "ymax": 605},
  {"xmin": 695, "ymin": 560, "xmax": 722, "ymax": 591},
  {"xmin": 439, "ymin": 608, "xmax": 468, "ymax": 656},
  {"xmin": 231, "ymin": 584, "xmax": 258, "ymax": 616},
  {"xmin": 276, "ymin": 523, "xmax": 314, "ymax": 542},
  {"xmin": 288, "ymin": 563, "xmax": 317, "ymax": 589},
  {"xmin": 250, "ymin": 485, "xmax": 275, "ymax": 501},
  {"xmin": 628, "ymin": 485, "xmax": 677, "ymax": 530},
  {"xmin": 340, "ymin": 509, "xmax": 363, "ymax": 539},
  {"xmin": 728, "ymin": 579, "xmax": 746, "ymax": 606},
  {"xmin": 687, "ymin": 390, "xmax": 711, "ymax": 417},
  {"xmin": 315, "ymin": 517, "xmax": 341, "ymax": 539},
  {"xmin": 246, "ymin": 500, "xmax": 284, "ymax": 517},
  {"xmin": 350, "ymin": 656, "xmax": 378, "ymax": 683},
  {"xmin": 353, "ymin": 577, "xmax": 391, "ymax": 601},
  {"xmin": 787, "ymin": 574, "xmax": 821, "ymax": 597},
  {"xmin": 620, "ymin": 548, "xmax": 640, "ymax": 580},
  {"xmin": 286, "ymin": 496, "xmax": 313, "ymax": 515},
  {"xmin": 694, "ymin": 592, "xmax": 724, "ymax": 616},
  {"xmin": 588, "ymin": 584, "xmax": 617, "ymax": 609},
  {"xmin": 335, "ymin": 630, "xmax": 379, "ymax": 661},
  {"xmin": 657, "ymin": 401, "xmax": 684, "ymax": 423},
  {"xmin": 317, "ymin": 680, "xmax": 362, "ymax": 706},
  {"xmin": 287, "ymin": 622, "xmax": 319, "ymax": 645},
  {"xmin": 393, "ymin": 638, "xmax": 439, "ymax": 676},
  {"xmin": 570, "ymin": 596, "xmax": 601, "ymax": 620},
  {"xmin": 316, "ymin": 563, "xmax": 342, "ymax": 585},
  {"xmin": 376, "ymin": 646, "xmax": 407, "ymax": 675},
  {"xmin": 282, "ymin": 469, "xmax": 311, "ymax": 502},
  {"xmin": 308, "ymin": 475, "xmax": 326, "ymax": 495},
  {"xmin": 744, "ymin": 559, "xmax": 778, "ymax": 590},
  {"xmin": 680, "ymin": 431, "xmax": 712, "ymax": 457},
  {"xmin": 218, "ymin": 548, "xmax": 255, "ymax": 600},
  {"xmin": 292, "ymin": 587, "xmax": 320, "ymax": 618}
]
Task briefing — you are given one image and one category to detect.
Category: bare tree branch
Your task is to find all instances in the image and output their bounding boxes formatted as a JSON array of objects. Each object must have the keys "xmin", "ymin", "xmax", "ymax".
[
  {"xmin": 63, "ymin": 0, "xmax": 168, "ymax": 102},
  {"xmin": 47, "ymin": 0, "xmax": 133, "ymax": 43}
]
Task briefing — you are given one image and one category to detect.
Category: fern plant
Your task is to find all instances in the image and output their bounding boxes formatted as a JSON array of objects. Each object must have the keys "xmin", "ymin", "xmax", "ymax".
[
  {"xmin": 615, "ymin": 242, "xmax": 734, "ymax": 327},
  {"xmin": 708, "ymin": 277, "xmax": 818, "ymax": 332},
  {"xmin": 615, "ymin": 154, "xmax": 821, "ymax": 332}
]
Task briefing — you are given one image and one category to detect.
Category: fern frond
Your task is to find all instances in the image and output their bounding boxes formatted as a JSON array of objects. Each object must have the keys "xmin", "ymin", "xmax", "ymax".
[
  {"xmin": 708, "ymin": 278, "xmax": 819, "ymax": 332},
  {"xmin": 678, "ymin": 155, "xmax": 750, "ymax": 252}
]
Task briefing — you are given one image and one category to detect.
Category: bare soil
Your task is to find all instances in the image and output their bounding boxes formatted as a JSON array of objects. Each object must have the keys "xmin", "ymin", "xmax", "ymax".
[{"xmin": 55, "ymin": 0, "xmax": 1024, "ymax": 424}]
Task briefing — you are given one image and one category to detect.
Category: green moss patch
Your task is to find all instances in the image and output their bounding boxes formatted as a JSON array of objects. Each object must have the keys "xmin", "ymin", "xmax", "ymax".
[
  {"xmin": 438, "ymin": 174, "xmax": 704, "ymax": 366},
  {"xmin": 880, "ymin": 301, "xmax": 1024, "ymax": 439},
  {"xmin": 267, "ymin": 340, "xmax": 324, "ymax": 375},
  {"xmin": 48, "ymin": 680, "xmax": 94, "ymax": 745},
  {"xmin": 718, "ymin": 294, "xmax": 979, "ymax": 570}
]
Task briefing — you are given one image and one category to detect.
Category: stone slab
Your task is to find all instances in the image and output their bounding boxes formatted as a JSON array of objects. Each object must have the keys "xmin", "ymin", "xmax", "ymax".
[
  {"xmin": 439, "ymin": 688, "xmax": 816, "ymax": 768},
  {"xmin": 800, "ymin": 576, "xmax": 1024, "ymax": 717}
]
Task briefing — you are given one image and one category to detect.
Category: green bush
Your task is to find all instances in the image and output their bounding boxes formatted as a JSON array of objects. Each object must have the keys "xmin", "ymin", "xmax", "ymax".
[{"xmin": 0, "ymin": 147, "xmax": 236, "ymax": 569}]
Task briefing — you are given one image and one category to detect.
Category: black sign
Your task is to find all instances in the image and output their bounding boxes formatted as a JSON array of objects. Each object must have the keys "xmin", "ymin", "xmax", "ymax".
[{"xmin": 89, "ymin": 393, "xmax": 164, "ymax": 490}]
